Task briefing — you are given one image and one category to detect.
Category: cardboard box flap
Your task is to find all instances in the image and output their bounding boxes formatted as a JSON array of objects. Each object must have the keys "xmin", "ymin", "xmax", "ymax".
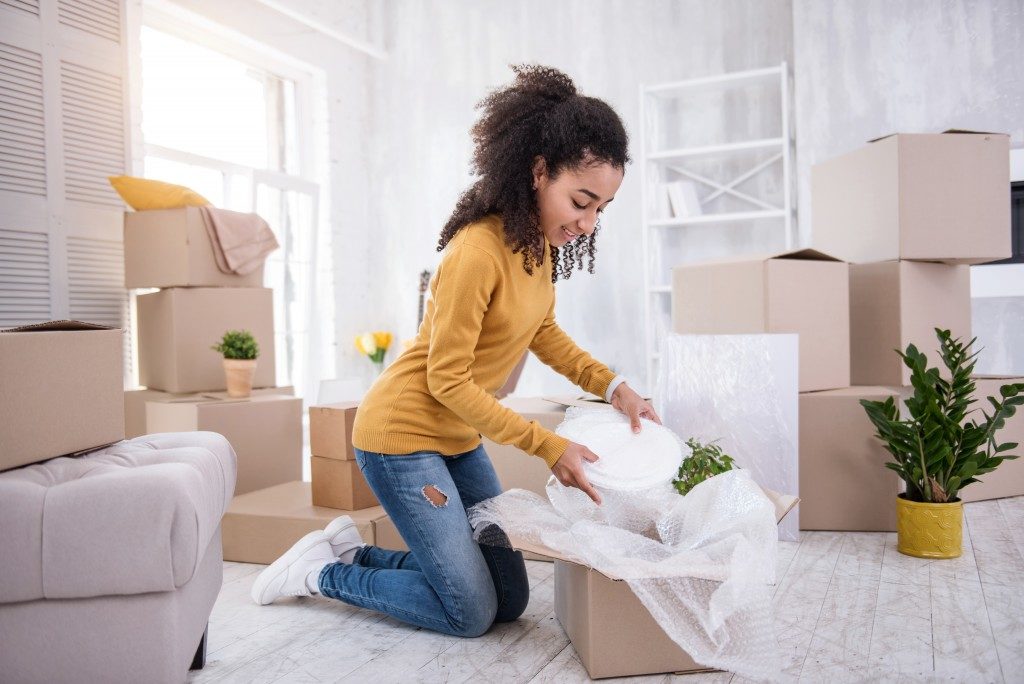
[
  {"xmin": 497, "ymin": 486, "xmax": 800, "ymax": 582},
  {"xmin": 2, "ymin": 320, "xmax": 121, "ymax": 333},
  {"xmin": 543, "ymin": 393, "xmax": 652, "ymax": 409},
  {"xmin": 941, "ymin": 128, "xmax": 1007, "ymax": 136},
  {"xmin": 676, "ymin": 247, "xmax": 842, "ymax": 269},
  {"xmin": 868, "ymin": 128, "xmax": 1008, "ymax": 143},
  {"xmin": 543, "ymin": 394, "xmax": 611, "ymax": 409}
]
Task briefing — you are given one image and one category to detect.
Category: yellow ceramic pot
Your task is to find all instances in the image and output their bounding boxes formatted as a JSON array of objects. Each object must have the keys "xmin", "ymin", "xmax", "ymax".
[{"xmin": 895, "ymin": 495, "xmax": 963, "ymax": 559}]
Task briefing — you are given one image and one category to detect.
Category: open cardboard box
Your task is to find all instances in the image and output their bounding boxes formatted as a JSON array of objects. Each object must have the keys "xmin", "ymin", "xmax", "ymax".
[
  {"xmin": 501, "ymin": 487, "xmax": 799, "ymax": 679},
  {"xmin": 672, "ymin": 249, "xmax": 850, "ymax": 392},
  {"xmin": 1, "ymin": 321, "xmax": 124, "ymax": 471},
  {"xmin": 811, "ymin": 129, "xmax": 1010, "ymax": 265}
]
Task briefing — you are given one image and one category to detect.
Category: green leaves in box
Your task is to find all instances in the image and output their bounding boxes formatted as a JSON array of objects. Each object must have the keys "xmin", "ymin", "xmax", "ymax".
[{"xmin": 672, "ymin": 438, "xmax": 736, "ymax": 496}]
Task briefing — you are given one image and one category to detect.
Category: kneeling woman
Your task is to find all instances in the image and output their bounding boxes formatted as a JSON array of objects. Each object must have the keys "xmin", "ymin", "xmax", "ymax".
[{"xmin": 251, "ymin": 64, "xmax": 659, "ymax": 637}]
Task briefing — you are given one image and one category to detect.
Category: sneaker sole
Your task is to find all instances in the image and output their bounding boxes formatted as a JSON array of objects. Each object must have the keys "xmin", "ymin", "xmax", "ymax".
[
  {"xmin": 323, "ymin": 516, "xmax": 356, "ymax": 552},
  {"xmin": 251, "ymin": 530, "xmax": 326, "ymax": 606}
]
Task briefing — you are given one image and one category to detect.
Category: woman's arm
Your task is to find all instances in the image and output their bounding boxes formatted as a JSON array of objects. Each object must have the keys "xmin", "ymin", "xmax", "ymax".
[
  {"xmin": 426, "ymin": 242, "xmax": 569, "ymax": 467},
  {"xmin": 528, "ymin": 292, "xmax": 618, "ymax": 398},
  {"xmin": 530, "ymin": 294, "xmax": 661, "ymax": 431}
]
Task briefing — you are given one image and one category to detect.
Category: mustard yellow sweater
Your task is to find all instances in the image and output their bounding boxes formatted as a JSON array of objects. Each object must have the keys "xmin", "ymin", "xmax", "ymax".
[{"xmin": 351, "ymin": 214, "xmax": 617, "ymax": 467}]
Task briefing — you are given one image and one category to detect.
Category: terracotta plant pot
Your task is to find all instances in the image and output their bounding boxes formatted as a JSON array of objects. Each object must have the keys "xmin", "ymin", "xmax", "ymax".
[
  {"xmin": 223, "ymin": 358, "xmax": 257, "ymax": 398},
  {"xmin": 896, "ymin": 494, "xmax": 963, "ymax": 559}
]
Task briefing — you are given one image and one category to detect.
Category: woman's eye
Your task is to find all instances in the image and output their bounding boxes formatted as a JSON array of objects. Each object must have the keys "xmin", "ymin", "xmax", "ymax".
[{"xmin": 572, "ymin": 200, "xmax": 586, "ymax": 210}]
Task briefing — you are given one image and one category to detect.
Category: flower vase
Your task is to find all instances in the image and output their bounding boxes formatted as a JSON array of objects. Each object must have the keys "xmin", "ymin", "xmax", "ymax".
[{"xmin": 372, "ymin": 360, "xmax": 385, "ymax": 376}]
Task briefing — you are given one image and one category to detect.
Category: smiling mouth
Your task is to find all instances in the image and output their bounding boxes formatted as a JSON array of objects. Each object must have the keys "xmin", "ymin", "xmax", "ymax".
[{"xmin": 562, "ymin": 226, "xmax": 579, "ymax": 242}]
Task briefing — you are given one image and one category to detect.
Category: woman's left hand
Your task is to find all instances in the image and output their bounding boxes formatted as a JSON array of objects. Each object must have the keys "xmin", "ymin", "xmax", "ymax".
[{"xmin": 610, "ymin": 382, "xmax": 662, "ymax": 433}]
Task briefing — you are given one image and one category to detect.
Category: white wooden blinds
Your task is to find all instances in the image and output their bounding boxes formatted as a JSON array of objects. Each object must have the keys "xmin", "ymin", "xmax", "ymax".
[{"xmin": 0, "ymin": 0, "xmax": 131, "ymax": 381}]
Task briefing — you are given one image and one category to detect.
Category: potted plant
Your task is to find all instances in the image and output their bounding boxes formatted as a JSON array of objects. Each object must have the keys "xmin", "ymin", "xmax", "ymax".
[
  {"xmin": 672, "ymin": 438, "xmax": 736, "ymax": 496},
  {"xmin": 860, "ymin": 328, "xmax": 1022, "ymax": 559},
  {"xmin": 212, "ymin": 329, "xmax": 260, "ymax": 398}
]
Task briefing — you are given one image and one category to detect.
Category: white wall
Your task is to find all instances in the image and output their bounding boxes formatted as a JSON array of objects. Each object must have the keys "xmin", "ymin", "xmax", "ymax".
[
  {"xmin": 367, "ymin": 0, "xmax": 793, "ymax": 397},
  {"xmin": 792, "ymin": 0, "xmax": 1024, "ymax": 248}
]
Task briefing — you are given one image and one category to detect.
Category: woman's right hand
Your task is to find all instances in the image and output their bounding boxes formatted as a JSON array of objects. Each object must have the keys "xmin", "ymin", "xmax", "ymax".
[{"xmin": 551, "ymin": 441, "xmax": 602, "ymax": 505}]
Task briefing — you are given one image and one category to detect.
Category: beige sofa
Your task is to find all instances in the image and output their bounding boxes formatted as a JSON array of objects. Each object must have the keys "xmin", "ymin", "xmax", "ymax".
[{"xmin": 0, "ymin": 431, "xmax": 236, "ymax": 683}]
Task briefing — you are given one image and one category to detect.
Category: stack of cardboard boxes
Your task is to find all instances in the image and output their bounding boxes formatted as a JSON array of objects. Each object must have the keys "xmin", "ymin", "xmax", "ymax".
[
  {"xmin": 122, "ymin": 207, "xmax": 302, "ymax": 495},
  {"xmin": 671, "ymin": 130, "xmax": 1020, "ymax": 533},
  {"xmin": 221, "ymin": 402, "xmax": 386, "ymax": 563}
]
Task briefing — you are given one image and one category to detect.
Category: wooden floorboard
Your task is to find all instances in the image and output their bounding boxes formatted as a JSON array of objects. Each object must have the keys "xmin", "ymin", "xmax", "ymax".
[{"xmin": 188, "ymin": 496, "xmax": 1024, "ymax": 683}]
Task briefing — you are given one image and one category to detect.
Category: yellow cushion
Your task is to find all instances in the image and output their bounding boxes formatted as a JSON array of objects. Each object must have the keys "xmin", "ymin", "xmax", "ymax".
[{"xmin": 108, "ymin": 176, "xmax": 211, "ymax": 211}]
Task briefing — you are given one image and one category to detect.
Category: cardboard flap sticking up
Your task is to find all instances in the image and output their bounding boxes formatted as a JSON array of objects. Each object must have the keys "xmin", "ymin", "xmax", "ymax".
[
  {"xmin": 677, "ymin": 247, "xmax": 842, "ymax": 268},
  {"xmin": 1, "ymin": 320, "xmax": 121, "ymax": 333},
  {"xmin": 543, "ymin": 393, "xmax": 653, "ymax": 409},
  {"xmin": 868, "ymin": 128, "xmax": 1008, "ymax": 143}
]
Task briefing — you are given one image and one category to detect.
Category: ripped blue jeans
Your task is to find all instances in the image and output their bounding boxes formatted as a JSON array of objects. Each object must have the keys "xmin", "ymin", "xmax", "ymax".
[{"xmin": 317, "ymin": 444, "xmax": 529, "ymax": 637}]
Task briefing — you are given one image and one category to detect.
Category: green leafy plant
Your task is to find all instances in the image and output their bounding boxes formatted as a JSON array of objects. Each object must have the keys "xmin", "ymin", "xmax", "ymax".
[
  {"xmin": 860, "ymin": 328, "xmax": 1023, "ymax": 503},
  {"xmin": 672, "ymin": 438, "xmax": 736, "ymax": 496},
  {"xmin": 211, "ymin": 329, "xmax": 259, "ymax": 360}
]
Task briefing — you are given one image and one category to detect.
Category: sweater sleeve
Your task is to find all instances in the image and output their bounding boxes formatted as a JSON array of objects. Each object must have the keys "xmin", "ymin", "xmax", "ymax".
[
  {"xmin": 528, "ymin": 292, "xmax": 617, "ymax": 400},
  {"xmin": 426, "ymin": 242, "xmax": 570, "ymax": 467}
]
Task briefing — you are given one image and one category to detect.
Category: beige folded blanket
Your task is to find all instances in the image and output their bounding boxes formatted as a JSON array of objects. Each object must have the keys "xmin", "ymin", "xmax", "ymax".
[{"xmin": 199, "ymin": 206, "xmax": 279, "ymax": 275}]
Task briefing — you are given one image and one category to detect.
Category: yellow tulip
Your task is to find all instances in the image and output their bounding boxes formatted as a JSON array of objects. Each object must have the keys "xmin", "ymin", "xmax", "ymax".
[
  {"xmin": 373, "ymin": 331, "xmax": 392, "ymax": 351},
  {"xmin": 357, "ymin": 332, "xmax": 377, "ymax": 356}
]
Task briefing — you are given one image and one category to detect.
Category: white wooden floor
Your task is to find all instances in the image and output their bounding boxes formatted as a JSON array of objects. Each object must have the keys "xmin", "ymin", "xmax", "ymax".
[{"xmin": 189, "ymin": 497, "xmax": 1024, "ymax": 683}]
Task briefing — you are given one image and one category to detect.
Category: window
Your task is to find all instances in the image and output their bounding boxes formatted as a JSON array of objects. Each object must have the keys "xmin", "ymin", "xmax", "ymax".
[{"xmin": 138, "ymin": 20, "xmax": 331, "ymax": 400}]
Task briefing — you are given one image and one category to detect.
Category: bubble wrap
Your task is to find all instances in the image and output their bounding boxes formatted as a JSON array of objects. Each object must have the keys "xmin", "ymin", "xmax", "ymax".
[
  {"xmin": 469, "ymin": 406, "xmax": 784, "ymax": 681},
  {"xmin": 656, "ymin": 333, "xmax": 800, "ymax": 540}
]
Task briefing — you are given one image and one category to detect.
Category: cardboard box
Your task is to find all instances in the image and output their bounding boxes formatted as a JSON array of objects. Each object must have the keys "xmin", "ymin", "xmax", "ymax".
[
  {"xmin": 958, "ymin": 375, "xmax": 1024, "ymax": 503},
  {"xmin": 850, "ymin": 261, "xmax": 971, "ymax": 386},
  {"xmin": 137, "ymin": 287, "xmax": 276, "ymax": 393},
  {"xmin": 223, "ymin": 481, "xmax": 383, "ymax": 564},
  {"xmin": 672, "ymin": 250, "xmax": 850, "ymax": 392},
  {"xmin": 510, "ymin": 489, "xmax": 798, "ymax": 679},
  {"xmin": 373, "ymin": 513, "xmax": 407, "ymax": 552},
  {"xmin": 124, "ymin": 385, "xmax": 293, "ymax": 438},
  {"xmin": 309, "ymin": 402, "xmax": 359, "ymax": 460},
  {"xmin": 811, "ymin": 130, "xmax": 1011, "ymax": 265},
  {"xmin": 124, "ymin": 207, "xmax": 264, "ymax": 289},
  {"xmin": 0, "ymin": 321, "xmax": 124, "ymax": 471},
  {"xmin": 799, "ymin": 387, "xmax": 903, "ymax": 531},
  {"xmin": 146, "ymin": 394, "xmax": 301, "ymax": 495},
  {"xmin": 311, "ymin": 456, "xmax": 379, "ymax": 510}
]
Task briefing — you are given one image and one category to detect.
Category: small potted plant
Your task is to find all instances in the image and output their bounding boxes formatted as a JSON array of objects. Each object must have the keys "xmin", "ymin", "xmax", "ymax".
[
  {"xmin": 672, "ymin": 438, "xmax": 736, "ymax": 495},
  {"xmin": 212, "ymin": 329, "xmax": 260, "ymax": 398},
  {"xmin": 860, "ymin": 328, "xmax": 1022, "ymax": 559}
]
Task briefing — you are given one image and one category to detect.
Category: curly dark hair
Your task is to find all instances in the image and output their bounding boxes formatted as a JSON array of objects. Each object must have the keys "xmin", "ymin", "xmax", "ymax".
[{"xmin": 436, "ymin": 64, "xmax": 630, "ymax": 283}]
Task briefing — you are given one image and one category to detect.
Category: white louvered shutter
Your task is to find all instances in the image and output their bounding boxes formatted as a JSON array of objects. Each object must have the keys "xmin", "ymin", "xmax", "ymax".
[{"xmin": 0, "ymin": 0, "xmax": 132, "ymax": 382}]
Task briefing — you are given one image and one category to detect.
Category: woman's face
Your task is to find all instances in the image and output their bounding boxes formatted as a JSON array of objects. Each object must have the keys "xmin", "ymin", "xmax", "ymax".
[{"xmin": 533, "ymin": 156, "xmax": 624, "ymax": 248}]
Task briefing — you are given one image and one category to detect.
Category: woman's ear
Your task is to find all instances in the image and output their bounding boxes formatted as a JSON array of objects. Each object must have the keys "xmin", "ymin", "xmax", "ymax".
[{"xmin": 532, "ymin": 156, "xmax": 548, "ymax": 191}]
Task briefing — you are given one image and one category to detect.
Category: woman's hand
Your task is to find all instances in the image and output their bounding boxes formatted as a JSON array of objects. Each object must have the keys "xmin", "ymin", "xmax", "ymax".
[
  {"xmin": 610, "ymin": 382, "xmax": 662, "ymax": 433},
  {"xmin": 551, "ymin": 442, "xmax": 603, "ymax": 505}
]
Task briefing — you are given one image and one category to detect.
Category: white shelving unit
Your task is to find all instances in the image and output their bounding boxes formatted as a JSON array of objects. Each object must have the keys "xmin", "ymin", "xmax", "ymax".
[{"xmin": 639, "ymin": 63, "xmax": 796, "ymax": 394}]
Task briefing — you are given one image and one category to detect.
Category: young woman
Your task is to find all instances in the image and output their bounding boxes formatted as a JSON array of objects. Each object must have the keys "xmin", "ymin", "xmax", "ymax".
[{"xmin": 251, "ymin": 65, "xmax": 660, "ymax": 638}]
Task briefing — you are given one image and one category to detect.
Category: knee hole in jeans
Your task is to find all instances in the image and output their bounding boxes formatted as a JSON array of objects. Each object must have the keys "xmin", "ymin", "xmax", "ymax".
[{"xmin": 421, "ymin": 485, "xmax": 448, "ymax": 508}]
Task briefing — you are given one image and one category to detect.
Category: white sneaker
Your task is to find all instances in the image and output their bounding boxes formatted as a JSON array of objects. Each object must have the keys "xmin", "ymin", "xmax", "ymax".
[
  {"xmin": 323, "ymin": 515, "xmax": 366, "ymax": 563},
  {"xmin": 250, "ymin": 531, "xmax": 336, "ymax": 605}
]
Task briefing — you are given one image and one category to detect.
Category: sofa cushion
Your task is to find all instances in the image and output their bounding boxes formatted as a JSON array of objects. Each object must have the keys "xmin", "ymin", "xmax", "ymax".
[{"xmin": 0, "ymin": 432, "xmax": 236, "ymax": 603}]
